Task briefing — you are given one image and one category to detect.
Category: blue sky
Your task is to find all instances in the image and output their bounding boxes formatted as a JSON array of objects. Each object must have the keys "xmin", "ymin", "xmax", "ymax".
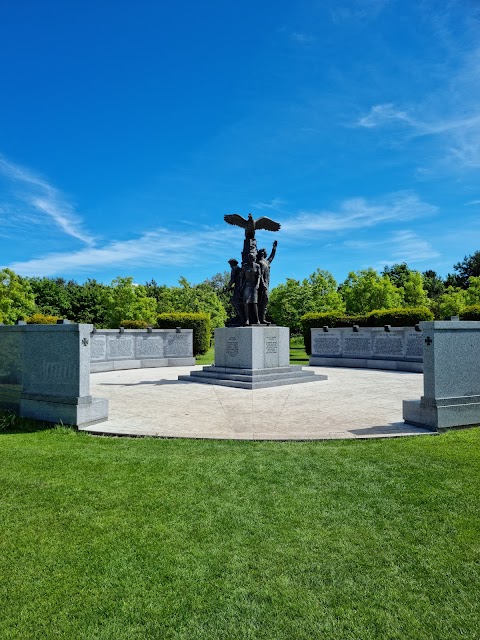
[{"xmin": 1, "ymin": 0, "xmax": 480, "ymax": 288}]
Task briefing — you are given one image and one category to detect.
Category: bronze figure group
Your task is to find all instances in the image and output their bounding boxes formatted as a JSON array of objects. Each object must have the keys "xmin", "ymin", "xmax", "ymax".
[{"xmin": 224, "ymin": 213, "xmax": 280, "ymax": 326}]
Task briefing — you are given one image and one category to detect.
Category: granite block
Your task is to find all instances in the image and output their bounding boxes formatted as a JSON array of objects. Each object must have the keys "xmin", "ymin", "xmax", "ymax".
[
  {"xmin": 20, "ymin": 396, "xmax": 109, "ymax": 427},
  {"xmin": 214, "ymin": 326, "xmax": 289, "ymax": 370}
]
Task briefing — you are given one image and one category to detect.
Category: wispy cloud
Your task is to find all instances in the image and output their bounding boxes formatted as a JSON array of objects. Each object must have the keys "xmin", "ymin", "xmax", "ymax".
[
  {"xmin": 465, "ymin": 199, "xmax": 480, "ymax": 206},
  {"xmin": 290, "ymin": 32, "xmax": 315, "ymax": 45},
  {"xmin": 0, "ymin": 154, "xmax": 95, "ymax": 245},
  {"xmin": 252, "ymin": 198, "xmax": 286, "ymax": 211},
  {"xmin": 282, "ymin": 192, "xmax": 436, "ymax": 234},
  {"xmin": 5, "ymin": 225, "xmax": 237, "ymax": 277},
  {"xmin": 346, "ymin": 230, "xmax": 440, "ymax": 266},
  {"xmin": 331, "ymin": 0, "xmax": 392, "ymax": 24}
]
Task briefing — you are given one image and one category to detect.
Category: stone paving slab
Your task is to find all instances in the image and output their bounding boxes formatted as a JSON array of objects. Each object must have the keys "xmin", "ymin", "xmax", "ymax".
[{"xmin": 79, "ymin": 365, "xmax": 435, "ymax": 440}]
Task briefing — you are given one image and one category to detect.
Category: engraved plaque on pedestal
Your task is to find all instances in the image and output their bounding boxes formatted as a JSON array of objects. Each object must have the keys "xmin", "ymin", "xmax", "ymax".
[{"xmin": 342, "ymin": 333, "xmax": 372, "ymax": 358}]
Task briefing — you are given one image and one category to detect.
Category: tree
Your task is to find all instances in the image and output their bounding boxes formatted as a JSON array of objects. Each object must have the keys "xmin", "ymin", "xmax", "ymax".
[
  {"xmin": 402, "ymin": 271, "xmax": 429, "ymax": 307},
  {"xmin": 448, "ymin": 251, "xmax": 480, "ymax": 288},
  {"xmin": 269, "ymin": 269, "xmax": 344, "ymax": 333},
  {"xmin": 422, "ymin": 270, "xmax": 445, "ymax": 300},
  {"xmin": 68, "ymin": 279, "xmax": 111, "ymax": 326},
  {"xmin": 202, "ymin": 271, "xmax": 232, "ymax": 319},
  {"xmin": 340, "ymin": 268, "xmax": 404, "ymax": 314},
  {"xmin": 28, "ymin": 277, "xmax": 72, "ymax": 317},
  {"xmin": 382, "ymin": 263, "xmax": 411, "ymax": 288},
  {"xmin": 465, "ymin": 275, "xmax": 480, "ymax": 305},
  {"xmin": 0, "ymin": 268, "xmax": 36, "ymax": 323},
  {"xmin": 157, "ymin": 277, "xmax": 227, "ymax": 328},
  {"xmin": 437, "ymin": 287, "xmax": 467, "ymax": 318},
  {"xmin": 104, "ymin": 276, "xmax": 157, "ymax": 328}
]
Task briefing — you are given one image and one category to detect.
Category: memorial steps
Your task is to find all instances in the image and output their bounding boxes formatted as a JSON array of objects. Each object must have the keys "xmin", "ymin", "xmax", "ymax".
[{"xmin": 179, "ymin": 364, "xmax": 327, "ymax": 389}]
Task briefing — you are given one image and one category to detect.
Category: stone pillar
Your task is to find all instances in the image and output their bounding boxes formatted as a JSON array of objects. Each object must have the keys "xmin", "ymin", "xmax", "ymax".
[
  {"xmin": 403, "ymin": 320, "xmax": 480, "ymax": 430},
  {"xmin": 0, "ymin": 322, "xmax": 109, "ymax": 427}
]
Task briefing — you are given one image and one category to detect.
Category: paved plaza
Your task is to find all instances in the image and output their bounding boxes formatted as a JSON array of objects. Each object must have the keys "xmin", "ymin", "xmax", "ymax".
[{"xmin": 81, "ymin": 365, "xmax": 434, "ymax": 440}]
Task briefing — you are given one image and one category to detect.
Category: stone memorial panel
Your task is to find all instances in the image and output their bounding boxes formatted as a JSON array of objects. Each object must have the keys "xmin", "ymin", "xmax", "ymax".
[
  {"xmin": 135, "ymin": 336, "xmax": 164, "ymax": 359},
  {"xmin": 90, "ymin": 335, "xmax": 107, "ymax": 361},
  {"xmin": 373, "ymin": 333, "xmax": 405, "ymax": 359},
  {"xmin": 312, "ymin": 333, "xmax": 342, "ymax": 356},
  {"xmin": 226, "ymin": 336, "xmax": 239, "ymax": 357},
  {"xmin": 342, "ymin": 334, "xmax": 372, "ymax": 358},
  {"xmin": 107, "ymin": 335, "xmax": 134, "ymax": 360},
  {"xmin": 405, "ymin": 331, "xmax": 423, "ymax": 358},
  {"xmin": 165, "ymin": 333, "xmax": 190, "ymax": 357}
]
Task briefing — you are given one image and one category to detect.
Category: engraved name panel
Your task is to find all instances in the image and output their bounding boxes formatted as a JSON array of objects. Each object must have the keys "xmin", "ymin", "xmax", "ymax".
[
  {"xmin": 90, "ymin": 335, "xmax": 107, "ymax": 361},
  {"xmin": 342, "ymin": 335, "xmax": 372, "ymax": 358},
  {"xmin": 226, "ymin": 336, "xmax": 239, "ymax": 357},
  {"xmin": 165, "ymin": 334, "xmax": 190, "ymax": 357},
  {"xmin": 405, "ymin": 331, "xmax": 424, "ymax": 358},
  {"xmin": 265, "ymin": 335, "xmax": 278, "ymax": 354},
  {"xmin": 135, "ymin": 336, "xmax": 164, "ymax": 358},
  {"xmin": 373, "ymin": 334, "xmax": 405, "ymax": 358},
  {"xmin": 107, "ymin": 336, "xmax": 135, "ymax": 360},
  {"xmin": 312, "ymin": 334, "xmax": 342, "ymax": 356}
]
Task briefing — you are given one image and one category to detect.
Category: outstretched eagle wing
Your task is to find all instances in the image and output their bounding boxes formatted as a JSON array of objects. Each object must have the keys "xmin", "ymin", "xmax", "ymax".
[
  {"xmin": 224, "ymin": 213, "xmax": 248, "ymax": 229},
  {"xmin": 254, "ymin": 216, "xmax": 281, "ymax": 232}
]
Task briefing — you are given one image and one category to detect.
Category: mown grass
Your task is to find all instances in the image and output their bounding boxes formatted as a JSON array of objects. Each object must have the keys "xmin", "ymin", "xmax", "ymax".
[{"xmin": 1, "ymin": 426, "xmax": 479, "ymax": 639}]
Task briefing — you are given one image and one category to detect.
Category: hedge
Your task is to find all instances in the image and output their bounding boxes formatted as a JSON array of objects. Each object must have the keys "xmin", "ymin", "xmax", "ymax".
[
  {"xmin": 461, "ymin": 304, "xmax": 480, "ymax": 320},
  {"xmin": 26, "ymin": 313, "xmax": 61, "ymax": 324},
  {"xmin": 119, "ymin": 319, "xmax": 150, "ymax": 329},
  {"xmin": 156, "ymin": 312, "xmax": 211, "ymax": 355},
  {"xmin": 301, "ymin": 307, "xmax": 434, "ymax": 354}
]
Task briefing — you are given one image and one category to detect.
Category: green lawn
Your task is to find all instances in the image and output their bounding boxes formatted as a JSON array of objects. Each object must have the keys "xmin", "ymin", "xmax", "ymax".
[
  {"xmin": 196, "ymin": 336, "xmax": 308, "ymax": 366},
  {"xmin": 1, "ymin": 426, "xmax": 479, "ymax": 639}
]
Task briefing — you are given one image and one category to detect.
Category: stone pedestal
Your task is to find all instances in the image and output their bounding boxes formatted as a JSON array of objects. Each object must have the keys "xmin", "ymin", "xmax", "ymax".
[
  {"xmin": 403, "ymin": 321, "xmax": 480, "ymax": 431},
  {"xmin": 179, "ymin": 326, "xmax": 327, "ymax": 389},
  {"xmin": 0, "ymin": 323, "xmax": 108, "ymax": 427}
]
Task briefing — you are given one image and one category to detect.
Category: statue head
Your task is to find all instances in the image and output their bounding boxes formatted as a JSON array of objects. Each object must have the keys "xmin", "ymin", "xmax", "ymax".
[
  {"xmin": 258, "ymin": 248, "xmax": 266, "ymax": 259},
  {"xmin": 228, "ymin": 259, "xmax": 238, "ymax": 266}
]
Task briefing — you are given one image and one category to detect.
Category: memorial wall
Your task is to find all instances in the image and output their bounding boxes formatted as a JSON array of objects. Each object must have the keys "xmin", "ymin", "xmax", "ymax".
[
  {"xmin": 309, "ymin": 326, "xmax": 423, "ymax": 372},
  {"xmin": 90, "ymin": 328, "xmax": 195, "ymax": 372}
]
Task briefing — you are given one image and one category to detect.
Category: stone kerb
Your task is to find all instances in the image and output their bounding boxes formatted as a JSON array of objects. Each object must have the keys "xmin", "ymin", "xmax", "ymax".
[
  {"xmin": 403, "ymin": 320, "xmax": 480, "ymax": 430},
  {"xmin": 90, "ymin": 329, "xmax": 195, "ymax": 372},
  {"xmin": 309, "ymin": 326, "xmax": 423, "ymax": 372},
  {"xmin": 0, "ymin": 322, "xmax": 108, "ymax": 427}
]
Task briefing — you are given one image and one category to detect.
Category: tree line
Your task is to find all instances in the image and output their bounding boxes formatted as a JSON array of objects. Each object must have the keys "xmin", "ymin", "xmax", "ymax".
[{"xmin": 1, "ymin": 250, "xmax": 480, "ymax": 329}]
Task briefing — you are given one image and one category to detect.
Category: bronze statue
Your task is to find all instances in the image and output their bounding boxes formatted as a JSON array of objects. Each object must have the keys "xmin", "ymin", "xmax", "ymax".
[
  {"xmin": 226, "ymin": 258, "xmax": 245, "ymax": 326},
  {"xmin": 224, "ymin": 213, "xmax": 281, "ymax": 263},
  {"xmin": 241, "ymin": 253, "xmax": 261, "ymax": 325},
  {"xmin": 257, "ymin": 241, "xmax": 277, "ymax": 324}
]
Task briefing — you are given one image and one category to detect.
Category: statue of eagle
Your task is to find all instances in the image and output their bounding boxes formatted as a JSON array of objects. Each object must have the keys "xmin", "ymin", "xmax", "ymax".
[{"xmin": 224, "ymin": 213, "xmax": 281, "ymax": 239}]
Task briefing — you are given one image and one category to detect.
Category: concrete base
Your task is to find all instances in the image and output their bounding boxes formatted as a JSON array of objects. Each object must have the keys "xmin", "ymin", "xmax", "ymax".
[
  {"xmin": 403, "ymin": 396, "xmax": 480, "ymax": 431},
  {"xmin": 310, "ymin": 356, "xmax": 423, "ymax": 373},
  {"xmin": 91, "ymin": 357, "xmax": 196, "ymax": 373},
  {"xmin": 20, "ymin": 396, "xmax": 109, "ymax": 427},
  {"xmin": 179, "ymin": 365, "xmax": 327, "ymax": 389}
]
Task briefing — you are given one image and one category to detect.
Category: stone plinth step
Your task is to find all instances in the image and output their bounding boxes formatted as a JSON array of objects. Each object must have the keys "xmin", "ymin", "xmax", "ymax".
[{"xmin": 179, "ymin": 365, "xmax": 327, "ymax": 389}]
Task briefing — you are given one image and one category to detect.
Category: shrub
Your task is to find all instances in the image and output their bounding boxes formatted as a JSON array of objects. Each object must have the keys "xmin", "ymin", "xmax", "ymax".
[
  {"xmin": 365, "ymin": 307, "xmax": 433, "ymax": 327},
  {"xmin": 461, "ymin": 304, "xmax": 480, "ymax": 320},
  {"xmin": 156, "ymin": 312, "xmax": 211, "ymax": 355},
  {"xmin": 300, "ymin": 307, "xmax": 434, "ymax": 354},
  {"xmin": 26, "ymin": 313, "xmax": 61, "ymax": 324},
  {"xmin": 119, "ymin": 319, "xmax": 150, "ymax": 329}
]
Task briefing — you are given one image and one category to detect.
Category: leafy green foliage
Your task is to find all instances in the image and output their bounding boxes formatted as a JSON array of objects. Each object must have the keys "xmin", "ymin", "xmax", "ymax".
[
  {"xmin": 157, "ymin": 277, "xmax": 227, "ymax": 329},
  {"xmin": 269, "ymin": 269, "xmax": 344, "ymax": 333},
  {"xmin": 119, "ymin": 319, "xmax": 150, "ymax": 329},
  {"xmin": 437, "ymin": 287, "xmax": 467, "ymax": 319},
  {"xmin": 366, "ymin": 307, "xmax": 433, "ymax": 327},
  {"xmin": 340, "ymin": 268, "xmax": 404, "ymax": 314},
  {"xmin": 0, "ymin": 268, "xmax": 36, "ymax": 324},
  {"xmin": 104, "ymin": 277, "xmax": 157, "ymax": 328},
  {"xmin": 450, "ymin": 250, "xmax": 480, "ymax": 288},
  {"xmin": 156, "ymin": 312, "xmax": 211, "ymax": 355},
  {"xmin": 460, "ymin": 304, "xmax": 480, "ymax": 320},
  {"xmin": 26, "ymin": 313, "xmax": 60, "ymax": 324},
  {"xmin": 422, "ymin": 270, "xmax": 445, "ymax": 301}
]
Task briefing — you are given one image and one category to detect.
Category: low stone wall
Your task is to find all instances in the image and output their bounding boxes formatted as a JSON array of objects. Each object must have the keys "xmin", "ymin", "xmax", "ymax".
[
  {"xmin": 0, "ymin": 322, "xmax": 108, "ymax": 426},
  {"xmin": 90, "ymin": 328, "xmax": 195, "ymax": 372},
  {"xmin": 309, "ymin": 326, "xmax": 423, "ymax": 372}
]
